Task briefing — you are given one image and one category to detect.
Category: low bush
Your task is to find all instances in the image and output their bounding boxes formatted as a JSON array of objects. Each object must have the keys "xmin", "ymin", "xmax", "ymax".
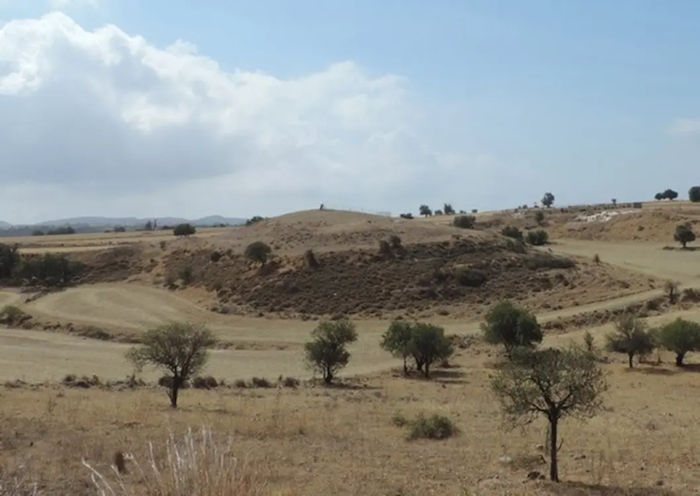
[
  {"xmin": 178, "ymin": 265, "xmax": 194, "ymax": 285},
  {"xmin": 250, "ymin": 377, "xmax": 272, "ymax": 388},
  {"xmin": 192, "ymin": 376, "xmax": 219, "ymax": 389},
  {"xmin": 280, "ymin": 376, "xmax": 300, "ymax": 388},
  {"xmin": 526, "ymin": 230, "xmax": 549, "ymax": 245},
  {"xmin": 407, "ymin": 414, "xmax": 457, "ymax": 440},
  {"xmin": 501, "ymin": 225, "xmax": 523, "ymax": 240},
  {"xmin": 454, "ymin": 267, "xmax": 487, "ymax": 287},
  {"xmin": 452, "ymin": 215, "xmax": 476, "ymax": 229},
  {"xmin": 17, "ymin": 254, "xmax": 83, "ymax": 287},
  {"xmin": 399, "ymin": 213, "xmax": 414, "ymax": 219},
  {"xmin": 234, "ymin": 379, "xmax": 247, "ymax": 388},
  {"xmin": 210, "ymin": 251, "xmax": 223, "ymax": 263},
  {"xmin": 391, "ymin": 412, "xmax": 408, "ymax": 427},
  {"xmin": 173, "ymin": 223, "xmax": 196, "ymax": 236},
  {"xmin": 0, "ymin": 305, "xmax": 31, "ymax": 326},
  {"xmin": 526, "ymin": 254, "xmax": 575, "ymax": 270}
]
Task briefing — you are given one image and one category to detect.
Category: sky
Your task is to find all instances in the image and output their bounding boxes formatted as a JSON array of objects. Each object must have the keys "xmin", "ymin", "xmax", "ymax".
[{"xmin": 1, "ymin": 0, "xmax": 699, "ymax": 223}]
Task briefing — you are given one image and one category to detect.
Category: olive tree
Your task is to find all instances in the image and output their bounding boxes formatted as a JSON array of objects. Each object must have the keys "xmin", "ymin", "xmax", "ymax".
[
  {"xmin": 690, "ymin": 186, "xmax": 700, "ymax": 203},
  {"xmin": 541, "ymin": 192, "xmax": 555, "ymax": 208},
  {"xmin": 304, "ymin": 319, "xmax": 357, "ymax": 384},
  {"xmin": 408, "ymin": 323, "xmax": 453, "ymax": 378},
  {"xmin": 419, "ymin": 205, "xmax": 432, "ymax": 217},
  {"xmin": 657, "ymin": 318, "xmax": 700, "ymax": 366},
  {"xmin": 674, "ymin": 223, "xmax": 695, "ymax": 248},
  {"xmin": 380, "ymin": 320, "xmax": 414, "ymax": 375},
  {"xmin": 482, "ymin": 301, "xmax": 542, "ymax": 357},
  {"xmin": 605, "ymin": 314, "xmax": 654, "ymax": 368},
  {"xmin": 245, "ymin": 241, "xmax": 272, "ymax": 266},
  {"xmin": 126, "ymin": 322, "xmax": 216, "ymax": 408},
  {"xmin": 492, "ymin": 346, "xmax": 607, "ymax": 482}
]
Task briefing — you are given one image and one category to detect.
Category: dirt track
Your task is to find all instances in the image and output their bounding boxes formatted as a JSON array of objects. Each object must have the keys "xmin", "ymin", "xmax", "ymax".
[{"xmin": 1, "ymin": 238, "xmax": 699, "ymax": 381}]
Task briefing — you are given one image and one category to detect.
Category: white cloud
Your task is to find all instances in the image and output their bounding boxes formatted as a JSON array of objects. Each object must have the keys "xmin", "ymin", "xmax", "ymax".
[
  {"xmin": 668, "ymin": 118, "xmax": 700, "ymax": 137},
  {"xmin": 0, "ymin": 13, "xmax": 509, "ymax": 222}
]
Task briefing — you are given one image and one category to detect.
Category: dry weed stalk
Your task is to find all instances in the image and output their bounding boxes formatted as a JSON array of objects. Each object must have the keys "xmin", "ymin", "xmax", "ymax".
[{"xmin": 82, "ymin": 427, "xmax": 265, "ymax": 496}]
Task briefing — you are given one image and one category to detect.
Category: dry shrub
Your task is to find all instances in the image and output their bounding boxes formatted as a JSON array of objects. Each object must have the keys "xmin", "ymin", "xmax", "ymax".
[
  {"xmin": 0, "ymin": 463, "xmax": 40, "ymax": 496},
  {"xmin": 406, "ymin": 414, "xmax": 457, "ymax": 440},
  {"xmin": 82, "ymin": 427, "xmax": 265, "ymax": 496}
]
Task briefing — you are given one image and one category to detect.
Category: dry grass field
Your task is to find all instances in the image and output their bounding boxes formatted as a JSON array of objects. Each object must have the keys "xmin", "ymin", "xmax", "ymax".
[{"xmin": 1, "ymin": 206, "xmax": 700, "ymax": 495}]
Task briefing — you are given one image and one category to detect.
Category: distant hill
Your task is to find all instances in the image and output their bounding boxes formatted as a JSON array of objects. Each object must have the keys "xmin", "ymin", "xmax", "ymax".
[{"xmin": 34, "ymin": 215, "xmax": 245, "ymax": 228}]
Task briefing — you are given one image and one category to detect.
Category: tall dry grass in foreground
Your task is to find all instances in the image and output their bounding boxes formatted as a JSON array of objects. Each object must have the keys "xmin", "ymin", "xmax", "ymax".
[{"xmin": 82, "ymin": 427, "xmax": 265, "ymax": 496}]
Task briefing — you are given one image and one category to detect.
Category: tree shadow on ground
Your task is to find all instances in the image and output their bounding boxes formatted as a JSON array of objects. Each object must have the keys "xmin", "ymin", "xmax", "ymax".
[{"xmin": 543, "ymin": 480, "xmax": 678, "ymax": 496}]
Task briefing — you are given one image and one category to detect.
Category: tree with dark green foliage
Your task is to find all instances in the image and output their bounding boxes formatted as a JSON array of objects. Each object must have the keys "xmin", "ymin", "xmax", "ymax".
[
  {"xmin": 690, "ymin": 186, "xmax": 700, "ymax": 203},
  {"xmin": 541, "ymin": 192, "xmax": 555, "ymax": 208},
  {"xmin": 408, "ymin": 323, "xmax": 453, "ymax": 378},
  {"xmin": 245, "ymin": 216, "xmax": 266, "ymax": 226},
  {"xmin": 663, "ymin": 189, "xmax": 678, "ymax": 200},
  {"xmin": 381, "ymin": 320, "xmax": 414, "ymax": 375},
  {"xmin": 492, "ymin": 346, "xmax": 607, "ymax": 482},
  {"xmin": 173, "ymin": 223, "xmax": 196, "ymax": 236},
  {"xmin": 304, "ymin": 319, "xmax": 358, "ymax": 384},
  {"xmin": 654, "ymin": 192, "xmax": 664, "ymax": 201},
  {"xmin": 0, "ymin": 243, "xmax": 20, "ymax": 279},
  {"xmin": 674, "ymin": 223, "xmax": 695, "ymax": 248},
  {"xmin": 526, "ymin": 230, "xmax": 549, "ymax": 246},
  {"xmin": 419, "ymin": 205, "xmax": 432, "ymax": 217},
  {"xmin": 657, "ymin": 318, "xmax": 700, "ymax": 366},
  {"xmin": 245, "ymin": 241, "xmax": 272, "ymax": 266},
  {"xmin": 605, "ymin": 314, "xmax": 654, "ymax": 368},
  {"xmin": 126, "ymin": 322, "xmax": 216, "ymax": 408},
  {"xmin": 501, "ymin": 226, "xmax": 523, "ymax": 241},
  {"xmin": 18, "ymin": 253, "xmax": 82, "ymax": 287},
  {"xmin": 443, "ymin": 203, "xmax": 455, "ymax": 215},
  {"xmin": 452, "ymin": 215, "xmax": 475, "ymax": 229},
  {"xmin": 482, "ymin": 300, "xmax": 542, "ymax": 357}
]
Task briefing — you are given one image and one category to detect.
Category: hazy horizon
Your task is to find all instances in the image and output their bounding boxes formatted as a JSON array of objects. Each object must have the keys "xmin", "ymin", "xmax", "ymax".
[{"xmin": 1, "ymin": 1, "xmax": 699, "ymax": 223}]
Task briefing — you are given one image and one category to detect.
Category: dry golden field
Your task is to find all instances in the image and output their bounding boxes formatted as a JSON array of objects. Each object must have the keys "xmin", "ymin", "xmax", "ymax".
[{"xmin": 1, "ymin": 206, "xmax": 700, "ymax": 495}]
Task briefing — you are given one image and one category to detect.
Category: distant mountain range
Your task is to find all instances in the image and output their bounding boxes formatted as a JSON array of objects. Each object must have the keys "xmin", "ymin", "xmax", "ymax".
[{"xmin": 0, "ymin": 215, "xmax": 245, "ymax": 233}]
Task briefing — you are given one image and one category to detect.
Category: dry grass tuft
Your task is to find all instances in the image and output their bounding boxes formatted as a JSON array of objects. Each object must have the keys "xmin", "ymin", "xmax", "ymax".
[{"xmin": 82, "ymin": 427, "xmax": 265, "ymax": 496}]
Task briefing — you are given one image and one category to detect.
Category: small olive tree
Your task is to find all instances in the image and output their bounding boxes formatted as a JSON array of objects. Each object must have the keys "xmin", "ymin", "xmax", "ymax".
[
  {"xmin": 245, "ymin": 241, "xmax": 272, "ymax": 266},
  {"xmin": 674, "ymin": 223, "xmax": 695, "ymax": 248},
  {"xmin": 126, "ymin": 322, "xmax": 216, "ymax": 408},
  {"xmin": 381, "ymin": 320, "xmax": 414, "ymax": 375},
  {"xmin": 492, "ymin": 346, "xmax": 607, "ymax": 482},
  {"xmin": 304, "ymin": 319, "xmax": 357, "ymax": 384},
  {"xmin": 605, "ymin": 314, "xmax": 654, "ymax": 368},
  {"xmin": 541, "ymin": 192, "xmax": 555, "ymax": 208},
  {"xmin": 482, "ymin": 301, "xmax": 542, "ymax": 357},
  {"xmin": 657, "ymin": 318, "xmax": 700, "ymax": 366},
  {"xmin": 408, "ymin": 323, "xmax": 453, "ymax": 378},
  {"xmin": 419, "ymin": 205, "xmax": 432, "ymax": 217}
]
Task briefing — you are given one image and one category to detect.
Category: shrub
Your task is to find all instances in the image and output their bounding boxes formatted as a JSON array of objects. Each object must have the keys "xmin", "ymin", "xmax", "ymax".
[
  {"xmin": 443, "ymin": 203, "xmax": 455, "ymax": 215},
  {"xmin": 407, "ymin": 414, "xmax": 457, "ymax": 440},
  {"xmin": 173, "ymin": 223, "xmax": 196, "ymax": 236},
  {"xmin": 47, "ymin": 226, "xmax": 75, "ymax": 235},
  {"xmin": 391, "ymin": 412, "xmax": 408, "ymax": 427},
  {"xmin": 245, "ymin": 241, "xmax": 272, "ymax": 266},
  {"xmin": 0, "ymin": 243, "xmax": 20, "ymax": 278},
  {"xmin": 535, "ymin": 210, "xmax": 545, "ymax": 225},
  {"xmin": 690, "ymin": 186, "xmax": 700, "ymax": 202},
  {"xmin": 304, "ymin": 249, "xmax": 319, "ymax": 268},
  {"xmin": 18, "ymin": 254, "xmax": 83, "ymax": 286},
  {"xmin": 674, "ymin": 223, "xmax": 695, "ymax": 248},
  {"xmin": 593, "ymin": 254, "xmax": 601, "ymax": 264},
  {"xmin": 526, "ymin": 230, "xmax": 549, "ymax": 246},
  {"xmin": 234, "ymin": 379, "xmax": 247, "ymax": 388},
  {"xmin": 389, "ymin": 234, "xmax": 402, "ymax": 250},
  {"xmin": 280, "ymin": 376, "xmax": 300, "ymax": 388},
  {"xmin": 250, "ymin": 377, "xmax": 272, "ymax": 388},
  {"xmin": 378, "ymin": 240, "xmax": 393, "ymax": 256},
  {"xmin": 501, "ymin": 226, "xmax": 523, "ymax": 241},
  {"xmin": 304, "ymin": 319, "xmax": 358, "ymax": 384},
  {"xmin": 657, "ymin": 318, "xmax": 700, "ymax": 366},
  {"xmin": 399, "ymin": 213, "xmax": 414, "ymax": 219},
  {"xmin": 434, "ymin": 210, "xmax": 443, "ymax": 216},
  {"xmin": 178, "ymin": 265, "xmax": 194, "ymax": 285},
  {"xmin": 210, "ymin": 251, "xmax": 223, "ymax": 263},
  {"xmin": 664, "ymin": 280, "xmax": 680, "ymax": 304},
  {"xmin": 126, "ymin": 322, "xmax": 216, "ymax": 408},
  {"xmin": 0, "ymin": 305, "xmax": 30, "ymax": 326},
  {"xmin": 481, "ymin": 300, "xmax": 542, "ymax": 357},
  {"xmin": 455, "ymin": 267, "xmax": 487, "ymax": 287},
  {"xmin": 192, "ymin": 376, "xmax": 219, "ymax": 389},
  {"xmin": 245, "ymin": 216, "xmax": 266, "ymax": 226},
  {"xmin": 526, "ymin": 254, "xmax": 575, "ymax": 270},
  {"xmin": 452, "ymin": 215, "xmax": 475, "ymax": 229},
  {"xmin": 605, "ymin": 314, "xmax": 654, "ymax": 368}
]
